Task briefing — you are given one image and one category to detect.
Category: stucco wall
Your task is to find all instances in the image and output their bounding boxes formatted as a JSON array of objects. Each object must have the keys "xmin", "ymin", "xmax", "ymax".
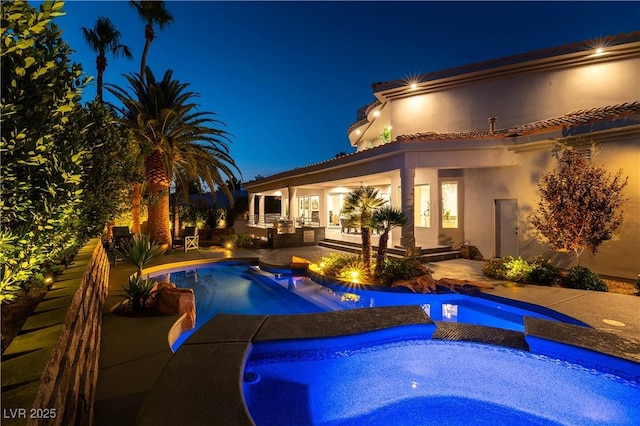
[
  {"xmin": 465, "ymin": 139, "xmax": 639, "ymax": 279},
  {"xmin": 388, "ymin": 57, "xmax": 639, "ymax": 137}
]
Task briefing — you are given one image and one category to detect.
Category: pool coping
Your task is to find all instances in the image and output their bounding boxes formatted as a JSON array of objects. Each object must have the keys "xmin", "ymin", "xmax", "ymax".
[{"xmin": 137, "ymin": 305, "xmax": 640, "ymax": 426}]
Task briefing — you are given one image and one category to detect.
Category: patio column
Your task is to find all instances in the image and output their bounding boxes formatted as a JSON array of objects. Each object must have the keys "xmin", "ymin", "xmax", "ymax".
[
  {"xmin": 400, "ymin": 167, "xmax": 416, "ymax": 247},
  {"xmin": 248, "ymin": 194, "xmax": 255, "ymax": 225},
  {"xmin": 258, "ymin": 195, "xmax": 265, "ymax": 226},
  {"xmin": 288, "ymin": 186, "xmax": 297, "ymax": 222},
  {"xmin": 280, "ymin": 191, "xmax": 287, "ymax": 219}
]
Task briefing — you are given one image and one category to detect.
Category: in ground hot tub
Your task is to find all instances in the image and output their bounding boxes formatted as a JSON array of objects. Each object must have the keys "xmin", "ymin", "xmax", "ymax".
[
  {"xmin": 244, "ymin": 336, "xmax": 639, "ymax": 426},
  {"xmin": 137, "ymin": 306, "xmax": 640, "ymax": 426}
]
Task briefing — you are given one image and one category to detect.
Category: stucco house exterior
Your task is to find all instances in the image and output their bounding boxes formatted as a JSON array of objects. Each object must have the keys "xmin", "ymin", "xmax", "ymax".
[{"xmin": 244, "ymin": 32, "xmax": 640, "ymax": 279}]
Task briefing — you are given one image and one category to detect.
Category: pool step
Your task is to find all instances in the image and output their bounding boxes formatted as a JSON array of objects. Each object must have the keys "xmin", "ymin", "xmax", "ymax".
[{"xmin": 318, "ymin": 238, "xmax": 460, "ymax": 262}]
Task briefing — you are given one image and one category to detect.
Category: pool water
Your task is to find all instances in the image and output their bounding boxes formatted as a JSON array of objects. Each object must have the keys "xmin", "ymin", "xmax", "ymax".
[
  {"xmin": 151, "ymin": 262, "xmax": 570, "ymax": 350},
  {"xmin": 244, "ymin": 339, "xmax": 640, "ymax": 426}
]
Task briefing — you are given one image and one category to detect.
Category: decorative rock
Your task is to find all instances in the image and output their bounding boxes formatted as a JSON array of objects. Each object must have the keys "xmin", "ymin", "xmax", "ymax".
[
  {"xmin": 156, "ymin": 286, "xmax": 196, "ymax": 332},
  {"xmin": 437, "ymin": 277, "xmax": 494, "ymax": 295},
  {"xmin": 416, "ymin": 274, "xmax": 437, "ymax": 292},
  {"xmin": 391, "ymin": 274, "xmax": 437, "ymax": 293}
]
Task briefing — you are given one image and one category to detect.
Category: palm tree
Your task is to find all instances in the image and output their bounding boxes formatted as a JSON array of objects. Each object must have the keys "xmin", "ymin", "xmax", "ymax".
[
  {"xmin": 341, "ymin": 186, "xmax": 386, "ymax": 276},
  {"xmin": 106, "ymin": 68, "xmax": 240, "ymax": 246},
  {"xmin": 128, "ymin": 0, "xmax": 173, "ymax": 234},
  {"xmin": 372, "ymin": 206, "xmax": 407, "ymax": 276},
  {"xmin": 82, "ymin": 17, "xmax": 132, "ymax": 102},
  {"xmin": 129, "ymin": 0, "xmax": 173, "ymax": 80}
]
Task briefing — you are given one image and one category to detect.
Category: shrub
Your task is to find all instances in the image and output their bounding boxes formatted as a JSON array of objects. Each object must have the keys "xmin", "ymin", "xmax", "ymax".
[
  {"xmin": 636, "ymin": 274, "xmax": 640, "ymax": 292},
  {"xmin": 482, "ymin": 257, "xmax": 511, "ymax": 280},
  {"xmin": 320, "ymin": 253, "xmax": 364, "ymax": 280},
  {"xmin": 528, "ymin": 256, "xmax": 560, "ymax": 286},
  {"xmin": 236, "ymin": 234, "xmax": 254, "ymax": 248},
  {"xmin": 505, "ymin": 257, "xmax": 534, "ymax": 282},
  {"xmin": 122, "ymin": 273, "xmax": 156, "ymax": 311},
  {"xmin": 377, "ymin": 258, "xmax": 431, "ymax": 287},
  {"xmin": 563, "ymin": 266, "xmax": 608, "ymax": 292}
]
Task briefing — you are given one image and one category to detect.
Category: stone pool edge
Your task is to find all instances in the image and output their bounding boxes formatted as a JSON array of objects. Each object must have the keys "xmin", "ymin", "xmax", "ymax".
[{"xmin": 136, "ymin": 305, "xmax": 640, "ymax": 426}]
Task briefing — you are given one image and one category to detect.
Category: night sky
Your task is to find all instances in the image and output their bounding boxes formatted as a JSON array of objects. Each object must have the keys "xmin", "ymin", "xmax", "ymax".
[{"xmin": 55, "ymin": 1, "xmax": 640, "ymax": 183}]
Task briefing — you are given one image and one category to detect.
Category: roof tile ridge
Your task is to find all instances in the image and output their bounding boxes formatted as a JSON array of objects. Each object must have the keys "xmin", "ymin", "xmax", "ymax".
[{"xmin": 396, "ymin": 101, "xmax": 640, "ymax": 142}]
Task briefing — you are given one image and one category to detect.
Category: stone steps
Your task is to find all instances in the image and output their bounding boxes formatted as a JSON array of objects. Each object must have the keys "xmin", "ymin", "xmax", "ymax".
[{"xmin": 318, "ymin": 238, "xmax": 460, "ymax": 262}]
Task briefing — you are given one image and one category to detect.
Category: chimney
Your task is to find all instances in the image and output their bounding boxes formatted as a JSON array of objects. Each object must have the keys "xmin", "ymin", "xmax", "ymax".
[{"xmin": 488, "ymin": 117, "xmax": 497, "ymax": 133}]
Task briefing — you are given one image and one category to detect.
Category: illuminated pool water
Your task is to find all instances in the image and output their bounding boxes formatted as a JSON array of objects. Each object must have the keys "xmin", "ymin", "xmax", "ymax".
[
  {"xmin": 244, "ymin": 338, "xmax": 640, "ymax": 426},
  {"xmin": 150, "ymin": 261, "xmax": 582, "ymax": 350}
]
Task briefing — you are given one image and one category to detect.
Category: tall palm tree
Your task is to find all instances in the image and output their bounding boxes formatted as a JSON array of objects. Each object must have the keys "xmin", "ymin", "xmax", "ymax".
[
  {"xmin": 106, "ymin": 68, "xmax": 240, "ymax": 246},
  {"xmin": 128, "ymin": 0, "xmax": 173, "ymax": 234},
  {"xmin": 372, "ymin": 206, "xmax": 407, "ymax": 276},
  {"xmin": 129, "ymin": 0, "xmax": 173, "ymax": 81},
  {"xmin": 341, "ymin": 186, "xmax": 386, "ymax": 276},
  {"xmin": 82, "ymin": 17, "xmax": 132, "ymax": 102}
]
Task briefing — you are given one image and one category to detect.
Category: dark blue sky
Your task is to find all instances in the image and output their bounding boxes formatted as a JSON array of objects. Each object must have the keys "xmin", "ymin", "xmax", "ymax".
[{"xmin": 56, "ymin": 1, "xmax": 640, "ymax": 182}]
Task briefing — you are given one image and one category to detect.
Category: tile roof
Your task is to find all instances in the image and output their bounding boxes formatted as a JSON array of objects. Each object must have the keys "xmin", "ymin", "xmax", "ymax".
[
  {"xmin": 247, "ymin": 101, "xmax": 640, "ymax": 186},
  {"xmin": 396, "ymin": 101, "xmax": 640, "ymax": 142},
  {"xmin": 372, "ymin": 32, "xmax": 640, "ymax": 93}
]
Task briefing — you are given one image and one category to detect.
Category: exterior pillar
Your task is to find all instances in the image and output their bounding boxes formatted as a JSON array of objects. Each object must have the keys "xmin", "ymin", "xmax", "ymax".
[
  {"xmin": 248, "ymin": 194, "xmax": 256, "ymax": 225},
  {"xmin": 400, "ymin": 167, "xmax": 416, "ymax": 247},
  {"xmin": 258, "ymin": 195, "xmax": 265, "ymax": 226},
  {"xmin": 280, "ymin": 191, "xmax": 287, "ymax": 219},
  {"xmin": 289, "ymin": 187, "xmax": 297, "ymax": 222}
]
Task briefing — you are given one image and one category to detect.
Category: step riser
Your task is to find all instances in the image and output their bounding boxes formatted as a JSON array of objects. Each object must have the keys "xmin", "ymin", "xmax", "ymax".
[
  {"xmin": 321, "ymin": 239, "xmax": 454, "ymax": 256},
  {"xmin": 318, "ymin": 241, "xmax": 460, "ymax": 262}
]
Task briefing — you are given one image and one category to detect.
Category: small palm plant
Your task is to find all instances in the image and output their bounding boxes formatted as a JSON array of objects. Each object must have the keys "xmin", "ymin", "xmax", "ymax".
[
  {"xmin": 341, "ymin": 187, "xmax": 386, "ymax": 276},
  {"xmin": 372, "ymin": 206, "xmax": 407, "ymax": 277},
  {"xmin": 114, "ymin": 235, "xmax": 165, "ymax": 311}
]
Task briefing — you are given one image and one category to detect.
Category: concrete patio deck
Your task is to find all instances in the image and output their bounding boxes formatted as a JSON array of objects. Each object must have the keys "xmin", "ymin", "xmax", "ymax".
[{"xmin": 93, "ymin": 246, "xmax": 640, "ymax": 425}]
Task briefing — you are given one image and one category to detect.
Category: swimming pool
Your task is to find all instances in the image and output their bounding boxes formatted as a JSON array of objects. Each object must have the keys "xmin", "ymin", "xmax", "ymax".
[
  {"xmin": 150, "ymin": 261, "xmax": 582, "ymax": 350},
  {"xmin": 244, "ymin": 336, "xmax": 640, "ymax": 426}
]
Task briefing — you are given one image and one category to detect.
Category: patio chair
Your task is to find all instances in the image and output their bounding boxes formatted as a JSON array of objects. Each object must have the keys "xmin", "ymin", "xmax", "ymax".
[
  {"xmin": 340, "ymin": 218, "xmax": 358, "ymax": 234},
  {"xmin": 184, "ymin": 227, "xmax": 199, "ymax": 252},
  {"xmin": 174, "ymin": 227, "xmax": 199, "ymax": 252},
  {"xmin": 112, "ymin": 226, "xmax": 133, "ymax": 265}
]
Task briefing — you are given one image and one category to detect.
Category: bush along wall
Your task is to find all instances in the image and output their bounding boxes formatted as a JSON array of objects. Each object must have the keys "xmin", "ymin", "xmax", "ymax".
[
  {"xmin": 482, "ymin": 256, "xmax": 608, "ymax": 291},
  {"xmin": 0, "ymin": 239, "xmax": 110, "ymax": 426}
]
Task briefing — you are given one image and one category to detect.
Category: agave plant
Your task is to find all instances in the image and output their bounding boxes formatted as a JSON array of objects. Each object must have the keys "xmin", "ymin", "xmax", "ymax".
[
  {"xmin": 122, "ymin": 273, "xmax": 155, "ymax": 311},
  {"xmin": 114, "ymin": 234, "xmax": 165, "ymax": 275}
]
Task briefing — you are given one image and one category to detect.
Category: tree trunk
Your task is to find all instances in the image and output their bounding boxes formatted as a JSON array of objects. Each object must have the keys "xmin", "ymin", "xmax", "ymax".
[
  {"xmin": 361, "ymin": 226, "xmax": 372, "ymax": 275},
  {"xmin": 145, "ymin": 150, "xmax": 171, "ymax": 246},
  {"xmin": 375, "ymin": 230, "xmax": 390, "ymax": 276},
  {"xmin": 173, "ymin": 202, "xmax": 180, "ymax": 238},
  {"xmin": 140, "ymin": 26, "xmax": 153, "ymax": 80},
  {"xmin": 96, "ymin": 54, "xmax": 106, "ymax": 103},
  {"xmin": 132, "ymin": 182, "xmax": 142, "ymax": 236},
  {"xmin": 146, "ymin": 182, "xmax": 171, "ymax": 246}
]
